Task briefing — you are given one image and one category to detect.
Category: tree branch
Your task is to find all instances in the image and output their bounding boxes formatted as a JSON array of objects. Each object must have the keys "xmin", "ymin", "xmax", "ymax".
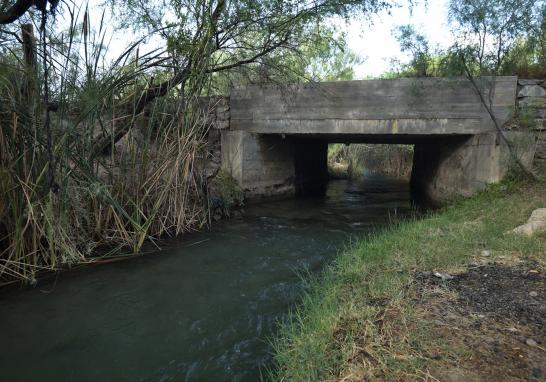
[{"xmin": 0, "ymin": 0, "xmax": 51, "ymax": 24}]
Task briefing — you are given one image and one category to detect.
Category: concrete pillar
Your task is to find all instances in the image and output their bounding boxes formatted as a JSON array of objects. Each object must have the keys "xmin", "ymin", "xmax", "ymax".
[
  {"xmin": 411, "ymin": 132, "xmax": 536, "ymax": 205},
  {"xmin": 221, "ymin": 131, "xmax": 296, "ymax": 199}
]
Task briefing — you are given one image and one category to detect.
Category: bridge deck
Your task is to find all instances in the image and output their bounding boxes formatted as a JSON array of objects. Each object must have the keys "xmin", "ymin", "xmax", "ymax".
[{"xmin": 230, "ymin": 77, "xmax": 517, "ymax": 136}]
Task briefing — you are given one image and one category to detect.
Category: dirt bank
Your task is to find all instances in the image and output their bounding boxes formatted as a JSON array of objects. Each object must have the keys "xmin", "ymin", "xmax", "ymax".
[{"xmin": 417, "ymin": 259, "xmax": 546, "ymax": 381}]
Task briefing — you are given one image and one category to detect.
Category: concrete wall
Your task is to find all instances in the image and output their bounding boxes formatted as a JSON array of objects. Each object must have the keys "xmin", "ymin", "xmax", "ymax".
[
  {"xmin": 411, "ymin": 132, "xmax": 536, "ymax": 205},
  {"xmin": 221, "ymin": 131, "xmax": 296, "ymax": 198}
]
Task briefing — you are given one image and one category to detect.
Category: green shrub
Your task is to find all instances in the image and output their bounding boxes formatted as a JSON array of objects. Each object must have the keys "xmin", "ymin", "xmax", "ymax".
[{"xmin": 209, "ymin": 170, "xmax": 244, "ymax": 213}]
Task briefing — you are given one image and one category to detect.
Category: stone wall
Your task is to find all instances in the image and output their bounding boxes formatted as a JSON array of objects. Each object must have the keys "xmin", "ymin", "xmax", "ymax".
[
  {"xmin": 517, "ymin": 79, "xmax": 546, "ymax": 168},
  {"xmin": 201, "ymin": 97, "xmax": 230, "ymax": 179}
]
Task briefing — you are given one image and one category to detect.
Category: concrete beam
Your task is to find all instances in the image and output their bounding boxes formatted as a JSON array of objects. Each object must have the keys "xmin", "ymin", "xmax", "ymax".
[{"xmin": 230, "ymin": 77, "xmax": 517, "ymax": 136}]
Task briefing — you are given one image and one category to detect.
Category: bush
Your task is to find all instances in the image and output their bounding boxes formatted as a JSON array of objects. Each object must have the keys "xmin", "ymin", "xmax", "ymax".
[{"xmin": 209, "ymin": 171, "xmax": 244, "ymax": 214}]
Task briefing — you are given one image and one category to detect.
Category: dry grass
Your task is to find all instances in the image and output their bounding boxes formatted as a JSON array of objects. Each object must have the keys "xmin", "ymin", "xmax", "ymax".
[{"xmin": 0, "ymin": 7, "xmax": 215, "ymax": 284}]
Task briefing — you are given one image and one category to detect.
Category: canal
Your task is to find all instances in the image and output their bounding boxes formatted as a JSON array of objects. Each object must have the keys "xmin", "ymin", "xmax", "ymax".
[{"xmin": 0, "ymin": 176, "xmax": 413, "ymax": 381}]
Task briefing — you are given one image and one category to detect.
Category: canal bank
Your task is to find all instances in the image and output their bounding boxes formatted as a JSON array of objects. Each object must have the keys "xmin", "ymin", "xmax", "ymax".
[{"xmin": 272, "ymin": 177, "xmax": 546, "ymax": 381}]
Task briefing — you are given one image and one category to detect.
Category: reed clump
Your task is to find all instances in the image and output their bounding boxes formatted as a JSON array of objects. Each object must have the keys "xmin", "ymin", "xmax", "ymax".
[{"xmin": 0, "ymin": 10, "xmax": 214, "ymax": 284}]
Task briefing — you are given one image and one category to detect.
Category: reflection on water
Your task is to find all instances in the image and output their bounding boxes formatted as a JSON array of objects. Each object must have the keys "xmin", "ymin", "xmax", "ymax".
[{"xmin": 0, "ymin": 176, "xmax": 413, "ymax": 382}]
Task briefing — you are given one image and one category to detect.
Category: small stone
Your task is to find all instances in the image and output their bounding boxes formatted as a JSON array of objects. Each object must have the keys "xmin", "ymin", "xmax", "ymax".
[
  {"xmin": 433, "ymin": 272, "xmax": 454, "ymax": 281},
  {"xmin": 529, "ymin": 291, "xmax": 538, "ymax": 297},
  {"xmin": 481, "ymin": 250, "xmax": 491, "ymax": 257},
  {"xmin": 526, "ymin": 338, "xmax": 538, "ymax": 347}
]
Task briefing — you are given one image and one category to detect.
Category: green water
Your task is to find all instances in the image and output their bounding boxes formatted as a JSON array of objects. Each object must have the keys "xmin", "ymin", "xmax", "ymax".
[{"xmin": 0, "ymin": 177, "xmax": 413, "ymax": 381}]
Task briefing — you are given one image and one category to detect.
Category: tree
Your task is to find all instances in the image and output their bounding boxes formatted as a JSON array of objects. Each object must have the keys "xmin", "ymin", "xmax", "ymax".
[
  {"xmin": 448, "ymin": 0, "xmax": 540, "ymax": 74},
  {"xmin": 393, "ymin": 24, "xmax": 432, "ymax": 76},
  {"xmin": 501, "ymin": 3, "xmax": 546, "ymax": 77},
  {"xmin": 93, "ymin": 0, "xmax": 389, "ymax": 152},
  {"xmin": 0, "ymin": 0, "xmax": 58, "ymax": 24},
  {"xmin": 448, "ymin": 0, "xmax": 544, "ymax": 180}
]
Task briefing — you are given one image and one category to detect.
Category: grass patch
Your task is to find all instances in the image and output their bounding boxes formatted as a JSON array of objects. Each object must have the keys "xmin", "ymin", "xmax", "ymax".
[{"xmin": 271, "ymin": 179, "xmax": 546, "ymax": 381}]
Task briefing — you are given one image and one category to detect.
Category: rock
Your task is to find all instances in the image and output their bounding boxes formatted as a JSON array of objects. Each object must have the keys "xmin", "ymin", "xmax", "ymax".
[
  {"xmin": 519, "ymin": 79, "xmax": 542, "ymax": 86},
  {"xmin": 519, "ymin": 97, "xmax": 546, "ymax": 108},
  {"xmin": 518, "ymin": 85, "xmax": 546, "ymax": 98},
  {"xmin": 533, "ymin": 119, "xmax": 546, "ymax": 131},
  {"xmin": 529, "ymin": 291, "xmax": 538, "ymax": 297},
  {"xmin": 512, "ymin": 208, "xmax": 546, "ymax": 236},
  {"xmin": 526, "ymin": 338, "xmax": 538, "ymax": 347},
  {"xmin": 481, "ymin": 250, "xmax": 491, "ymax": 257},
  {"xmin": 433, "ymin": 272, "xmax": 454, "ymax": 281},
  {"xmin": 531, "ymin": 108, "xmax": 546, "ymax": 119},
  {"xmin": 536, "ymin": 141, "xmax": 546, "ymax": 159}
]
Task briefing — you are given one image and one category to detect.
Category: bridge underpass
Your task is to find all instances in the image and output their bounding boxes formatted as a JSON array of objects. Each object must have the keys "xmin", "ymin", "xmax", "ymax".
[{"xmin": 220, "ymin": 77, "xmax": 535, "ymax": 204}]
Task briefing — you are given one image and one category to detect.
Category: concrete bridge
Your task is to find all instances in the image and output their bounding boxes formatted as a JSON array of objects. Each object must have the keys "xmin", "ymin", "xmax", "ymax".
[{"xmin": 220, "ymin": 76, "xmax": 535, "ymax": 204}]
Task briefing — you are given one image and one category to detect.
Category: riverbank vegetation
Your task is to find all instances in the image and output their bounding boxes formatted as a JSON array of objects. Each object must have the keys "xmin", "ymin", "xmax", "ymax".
[
  {"xmin": 272, "ymin": 176, "xmax": 546, "ymax": 381},
  {"xmin": 0, "ymin": 0, "xmax": 386, "ymax": 284},
  {"xmin": 328, "ymin": 144, "xmax": 413, "ymax": 179}
]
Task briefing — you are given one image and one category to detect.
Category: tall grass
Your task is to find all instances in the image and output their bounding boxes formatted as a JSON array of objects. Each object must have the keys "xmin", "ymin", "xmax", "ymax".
[
  {"xmin": 0, "ymin": 6, "xmax": 214, "ymax": 284},
  {"xmin": 271, "ymin": 179, "xmax": 546, "ymax": 381}
]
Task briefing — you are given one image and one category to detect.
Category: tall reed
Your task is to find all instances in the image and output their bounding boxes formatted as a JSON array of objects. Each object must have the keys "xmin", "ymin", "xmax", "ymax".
[{"xmin": 0, "ymin": 5, "xmax": 213, "ymax": 284}]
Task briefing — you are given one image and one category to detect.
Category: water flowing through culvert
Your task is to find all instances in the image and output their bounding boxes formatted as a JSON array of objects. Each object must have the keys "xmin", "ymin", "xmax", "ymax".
[{"xmin": 0, "ymin": 176, "xmax": 413, "ymax": 382}]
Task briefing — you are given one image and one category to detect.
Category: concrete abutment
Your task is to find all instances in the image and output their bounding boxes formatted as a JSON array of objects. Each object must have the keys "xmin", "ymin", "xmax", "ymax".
[
  {"xmin": 220, "ymin": 131, "xmax": 329, "ymax": 199},
  {"xmin": 411, "ymin": 132, "xmax": 536, "ymax": 205}
]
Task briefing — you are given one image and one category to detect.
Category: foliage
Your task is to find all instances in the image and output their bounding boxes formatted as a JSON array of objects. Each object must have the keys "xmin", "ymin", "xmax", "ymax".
[
  {"xmin": 449, "ymin": 0, "xmax": 541, "ymax": 75},
  {"xmin": 328, "ymin": 144, "xmax": 414, "ymax": 179},
  {"xmin": 209, "ymin": 170, "xmax": 244, "ymax": 213},
  {"xmin": 0, "ymin": 2, "xmax": 212, "ymax": 283},
  {"xmin": 393, "ymin": 24, "xmax": 432, "ymax": 77},
  {"xmin": 389, "ymin": 1, "xmax": 546, "ymax": 78},
  {"xmin": 0, "ymin": 0, "xmax": 387, "ymax": 283}
]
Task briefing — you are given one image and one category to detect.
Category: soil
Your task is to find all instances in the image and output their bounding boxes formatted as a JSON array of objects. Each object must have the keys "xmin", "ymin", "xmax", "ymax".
[{"xmin": 415, "ymin": 260, "xmax": 546, "ymax": 382}]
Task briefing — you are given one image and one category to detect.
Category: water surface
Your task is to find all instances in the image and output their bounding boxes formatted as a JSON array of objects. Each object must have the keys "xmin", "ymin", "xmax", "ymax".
[{"xmin": 0, "ymin": 176, "xmax": 412, "ymax": 381}]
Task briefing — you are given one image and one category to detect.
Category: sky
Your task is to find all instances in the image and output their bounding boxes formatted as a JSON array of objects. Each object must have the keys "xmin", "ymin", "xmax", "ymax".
[
  {"xmin": 344, "ymin": 0, "xmax": 454, "ymax": 78},
  {"xmin": 84, "ymin": 0, "xmax": 455, "ymax": 79}
]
